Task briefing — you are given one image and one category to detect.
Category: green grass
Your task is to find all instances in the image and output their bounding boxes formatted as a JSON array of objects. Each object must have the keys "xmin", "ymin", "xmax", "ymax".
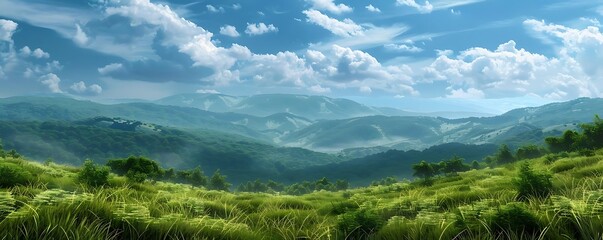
[{"xmin": 2, "ymin": 150, "xmax": 603, "ymax": 239}]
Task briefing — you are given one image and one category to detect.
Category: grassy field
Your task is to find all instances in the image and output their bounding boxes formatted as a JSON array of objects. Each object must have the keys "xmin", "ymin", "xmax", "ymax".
[{"xmin": 1, "ymin": 149, "xmax": 603, "ymax": 239}]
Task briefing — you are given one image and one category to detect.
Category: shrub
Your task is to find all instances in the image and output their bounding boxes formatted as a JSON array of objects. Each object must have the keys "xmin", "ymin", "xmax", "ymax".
[
  {"xmin": 0, "ymin": 162, "xmax": 33, "ymax": 188},
  {"xmin": 337, "ymin": 208, "xmax": 384, "ymax": 239},
  {"xmin": 77, "ymin": 160, "xmax": 110, "ymax": 187},
  {"xmin": 490, "ymin": 203, "xmax": 541, "ymax": 236},
  {"xmin": 514, "ymin": 162, "xmax": 552, "ymax": 200}
]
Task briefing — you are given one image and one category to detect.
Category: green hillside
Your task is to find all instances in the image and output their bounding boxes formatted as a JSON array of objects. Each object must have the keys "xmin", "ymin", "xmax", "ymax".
[
  {"xmin": 1, "ymin": 141, "xmax": 603, "ymax": 239},
  {"xmin": 0, "ymin": 118, "xmax": 344, "ymax": 185}
]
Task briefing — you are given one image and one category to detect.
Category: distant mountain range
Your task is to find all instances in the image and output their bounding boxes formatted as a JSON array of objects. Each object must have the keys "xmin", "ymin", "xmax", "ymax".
[
  {"xmin": 0, "ymin": 94, "xmax": 601, "ymax": 184},
  {"xmin": 1, "ymin": 95, "xmax": 601, "ymax": 156}
]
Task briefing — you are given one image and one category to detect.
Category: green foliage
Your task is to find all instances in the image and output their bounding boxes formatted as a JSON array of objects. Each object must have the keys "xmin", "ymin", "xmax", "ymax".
[
  {"xmin": 337, "ymin": 208, "xmax": 384, "ymax": 239},
  {"xmin": 495, "ymin": 144, "xmax": 515, "ymax": 164},
  {"xmin": 412, "ymin": 160, "xmax": 435, "ymax": 184},
  {"xmin": 490, "ymin": 203, "xmax": 541, "ymax": 236},
  {"xmin": 77, "ymin": 160, "xmax": 110, "ymax": 187},
  {"xmin": 107, "ymin": 156, "xmax": 162, "ymax": 183},
  {"xmin": 0, "ymin": 162, "xmax": 33, "ymax": 188},
  {"xmin": 514, "ymin": 162, "xmax": 553, "ymax": 200},
  {"xmin": 371, "ymin": 176, "xmax": 398, "ymax": 186},
  {"xmin": 516, "ymin": 144, "xmax": 546, "ymax": 160},
  {"xmin": 208, "ymin": 169, "xmax": 231, "ymax": 191},
  {"xmin": 546, "ymin": 115, "xmax": 603, "ymax": 153}
]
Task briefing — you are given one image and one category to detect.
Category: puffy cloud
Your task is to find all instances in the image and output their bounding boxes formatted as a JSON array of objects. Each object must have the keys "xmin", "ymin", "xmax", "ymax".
[
  {"xmin": 245, "ymin": 23, "xmax": 278, "ymax": 36},
  {"xmin": 98, "ymin": 63, "xmax": 124, "ymax": 75},
  {"xmin": 232, "ymin": 4, "xmax": 242, "ymax": 10},
  {"xmin": 70, "ymin": 81, "xmax": 103, "ymax": 95},
  {"xmin": 303, "ymin": 9, "xmax": 363, "ymax": 37},
  {"xmin": 365, "ymin": 4, "xmax": 381, "ymax": 13},
  {"xmin": 220, "ymin": 25, "xmax": 240, "ymax": 37},
  {"xmin": 0, "ymin": 19, "xmax": 17, "ymax": 42},
  {"xmin": 446, "ymin": 88, "xmax": 485, "ymax": 99},
  {"xmin": 384, "ymin": 43, "xmax": 423, "ymax": 53},
  {"xmin": 39, "ymin": 73, "xmax": 62, "ymax": 93},
  {"xmin": 396, "ymin": 0, "xmax": 433, "ymax": 14},
  {"xmin": 306, "ymin": 0, "xmax": 352, "ymax": 14},
  {"xmin": 206, "ymin": 5, "xmax": 224, "ymax": 13},
  {"xmin": 74, "ymin": 24, "xmax": 89, "ymax": 46},
  {"xmin": 20, "ymin": 46, "xmax": 50, "ymax": 58},
  {"xmin": 524, "ymin": 19, "xmax": 603, "ymax": 80},
  {"xmin": 422, "ymin": 38, "xmax": 600, "ymax": 99}
]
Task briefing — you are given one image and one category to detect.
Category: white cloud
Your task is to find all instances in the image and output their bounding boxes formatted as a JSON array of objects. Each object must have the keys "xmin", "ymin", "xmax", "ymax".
[
  {"xmin": 220, "ymin": 25, "xmax": 240, "ymax": 37},
  {"xmin": 365, "ymin": 4, "xmax": 381, "ymax": 13},
  {"xmin": 384, "ymin": 43, "xmax": 423, "ymax": 53},
  {"xmin": 0, "ymin": 19, "xmax": 17, "ymax": 42},
  {"xmin": 70, "ymin": 81, "xmax": 102, "ymax": 95},
  {"xmin": 450, "ymin": 8, "xmax": 461, "ymax": 15},
  {"xmin": 359, "ymin": 86, "xmax": 372, "ymax": 93},
  {"xmin": 447, "ymin": 88, "xmax": 485, "ymax": 98},
  {"xmin": 89, "ymin": 84, "xmax": 103, "ymax": 94},
  {"xmin": 98, "ymin": 63, "xmax": 124, "ymax": 75},
  {"xmin": 396, "ymin": 0, "xmax": 434, "ymax": 14},
  {"xmin": 70, "ymin": 81, "xmax": 87, "ymax": 93},
  {"xmin": 196, "ymin": 89, "xmax": 220, "ymax": 94},
  {"xmin": 306, "ymin": 0, "xmax": 352, "ymax": 14},
  {"xmin": 39, "ymin": 73, "xmax": 62, "ymax": 93},
  {"xmin": 422, "ymin": 38, "xmax": 598, "ymax": 99},
  {"xmin": 245, "ymin": 23, "xmax": 278, "ymax": 36},
  {"xmin": 206, "ymin": 5, "xmax": 224, "ymax": 13},
  {"xmin": 232, "ymin": 4, "xmax": 242, "ymax": 10},
  {"xmin": 303, "ymin": 9, "xmax": 363, "ymax": 37},
  {"xmin": 20, "ymin": 46, "xmax": 50, "ymax": 58},
  {"xmin": 74, "ymin": 24, "xmax": 89, "ymax": 46},
  {"xmin": 309, "ymin": 84, "xmax": 331, "ymax": 93}
]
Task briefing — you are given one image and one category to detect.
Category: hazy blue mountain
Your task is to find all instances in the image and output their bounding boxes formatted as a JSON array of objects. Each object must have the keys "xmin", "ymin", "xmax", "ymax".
[
  {"xmin": 156, "ymin": 93, "xmax": 418, "ymax": 120},
  {"xmin": 0, "ymin": 118, "xmax": 345, "ymax": 185},
  {"xmin": 282, "ymin": 98, "xmax": 603, "ymax": 153},
  {"xmin": 0, "ymin": 96, "xmax": 310, "ymax": 141}
]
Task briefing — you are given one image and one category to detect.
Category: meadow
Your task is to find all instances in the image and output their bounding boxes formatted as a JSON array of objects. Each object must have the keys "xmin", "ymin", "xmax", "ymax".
[{"xmin": 1, "ymin": 147, "xmax": 603, "ymax": 239}]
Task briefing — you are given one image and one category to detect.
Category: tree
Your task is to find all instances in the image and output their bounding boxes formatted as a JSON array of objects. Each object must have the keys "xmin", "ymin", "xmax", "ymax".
[
  {"xmin": 208, "ymin": 169, "xmax": 231, "ymax": 191},
  {"xmin": 335, "ymin": 179, "xmax": 349, "ymax": 190},
  {"xmin": 514, "ymin": 162, "xmax": 552, "ymax": 200},
  {"xmin": 189, "ymin": 166, "xmax": 207, "ymax": 187},
  {"xmin": 77, "ymin": 160, "xmax": 110, "ymax": 187},
  {"xmin": 441, "ymin": 156, "xmax": 469, "ymax": 175},
  {"xmin": 471, "ymin": 160, "xmax": 480, "ymax": 170},
  {"xmin": 412, "ymin": 160, "xmax": 435, "ymax": 183},
  {"xmin": 516, "ymin": 144, "xmax": 545, "ymax": 160},
  {"xmin": 106, "ymin": 156, "xmax": 163, "ymax": 183},
  {"xmin": 495, "ymin": 144, "xmax": 515, "ymax": 164}
]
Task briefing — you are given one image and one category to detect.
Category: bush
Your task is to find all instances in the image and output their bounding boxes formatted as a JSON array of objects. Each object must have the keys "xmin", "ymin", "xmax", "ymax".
[
  {"xmin": 0, "ymin": 162, "xmax": 33, "ymax": 188},
  {"xmin": 337, "ymin": 208, "xmax": 384, "ymax": 239},
  {"xmin": 490, "ymin": 203, "xmax": 541, "ymax": 236},
  {"xmin": 514, "ymin": 162, "xmax": 552, "ymax": 200},
  {"xmin": 77, "ymin": 160, "xmax": 110, "ymax": 187}
]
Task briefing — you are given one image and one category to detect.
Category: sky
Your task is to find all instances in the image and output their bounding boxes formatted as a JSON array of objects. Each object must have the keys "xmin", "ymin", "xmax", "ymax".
[{"xmin": 1, "ymin": 0, "xmax": 603, "ymax": 113}]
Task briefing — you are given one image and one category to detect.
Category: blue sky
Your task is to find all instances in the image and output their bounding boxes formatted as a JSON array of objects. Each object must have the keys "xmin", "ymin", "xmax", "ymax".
[{"xmin": 1, "ymin": 0, "xmax": 603, "ymax": 113}]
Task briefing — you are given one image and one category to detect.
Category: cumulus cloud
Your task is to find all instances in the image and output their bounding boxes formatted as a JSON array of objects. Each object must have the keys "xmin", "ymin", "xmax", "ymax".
[
  {"xmin": 396, "ymin": 0, "xmax": 433, "ymax": 14},
  {"xmin": 422, "ymin": 38, "xmax": 598, "ymax": 99},
  {"xmin": 206, "ymin": 5, "xmax": 224, "ymax": 13},
  {"xmin": 309, "ymin": 84, "xmax": 331, "ymax": 93},
  {"xmin": 306, "ymin": 0, "xmax": 352, "ymax": 14},
  {"xmin": 39, "ymin": 73, "xmax": 62, "ymax": 93},
  {"xmin": 245, "ymin": 23, "xmax": 278, "ymax": 36},
  {"xmin": 70, "ymin": 81, "xmax": 103, "ymax": 95},
  {"xmin": 232, "ymin": 4, "xmax": 242, "ymax": 10},
  {"xmin": 447, "ymin": 88, "xmax": 485, "ymax": 99},
  {"xmin": 20, "ymin": 46, "xmax": 50, "ymax": 58},
  {"xmin": 0, "ymin": 19, "xmax": 18, "ymax": 42},
  {"xmin": 220, "ymin": 25, "xmax": 240, "ymax": 37},
  {"xmin": 303, "ymin": 9, "xmax": 363, "ymax": 37},
  {"xmin": 384, "ymin": 42, "xmax": 423, "ymax": 53},
  {"xmin": 365, "ymin": 4, "xmax": 381, "ymax": 13}
]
